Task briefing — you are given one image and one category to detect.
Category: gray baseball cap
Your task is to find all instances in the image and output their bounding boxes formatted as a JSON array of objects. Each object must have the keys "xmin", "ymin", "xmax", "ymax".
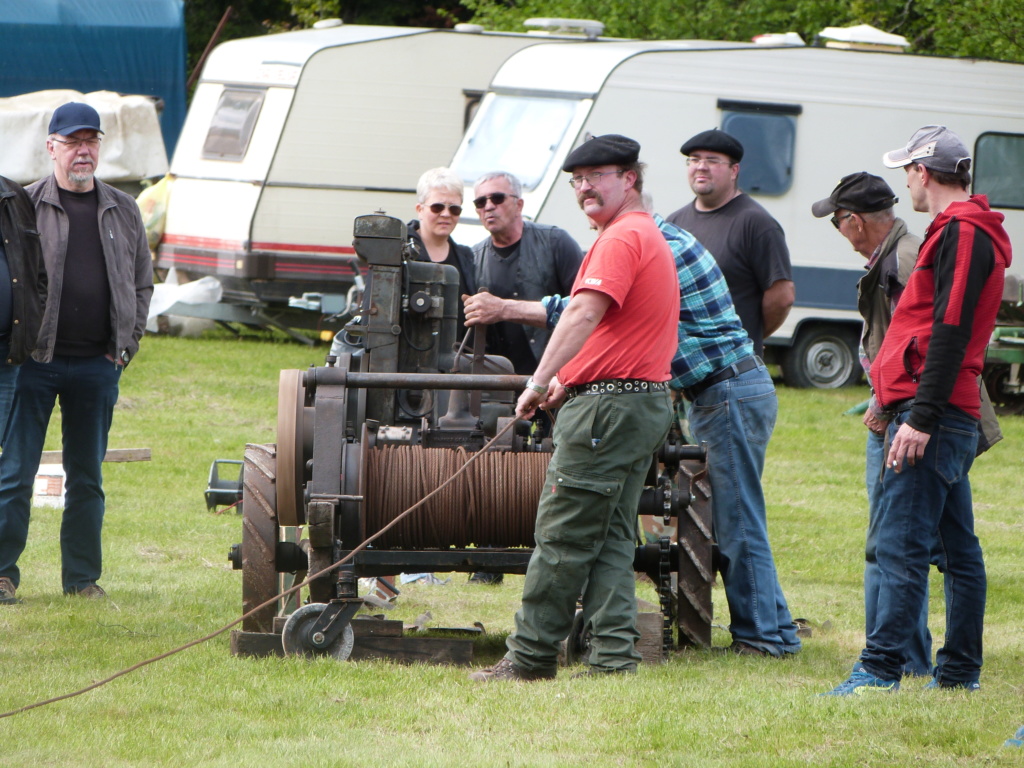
[{"xmin": 882, "ymin": 125, "xmax": 971, "ymax": 173}]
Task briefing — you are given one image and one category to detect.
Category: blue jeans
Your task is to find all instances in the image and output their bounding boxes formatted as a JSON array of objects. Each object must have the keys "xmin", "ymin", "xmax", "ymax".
[
  {"xmin": 687, "ymin": 361, "xmax": 801, "ymax": 656},
  {"xmin": 0, "ymin": 341, "xmax": 18, "ymax": 446},
  {"xmin": 0, "ymin": 355, "xmax": 121, "ymax": 593},
  {"xmin": 859, "ymin": 409, "xmax": 984, "ymax": 684},
  {"xmin": 865, "ymin": 430, "xmax": 933, "ymax": 676}
]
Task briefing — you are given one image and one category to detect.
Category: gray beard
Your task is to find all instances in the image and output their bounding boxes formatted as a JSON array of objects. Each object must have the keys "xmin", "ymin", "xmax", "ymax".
[{"xmin": 68, "ymin": 167, "xmax": 95, "ymax": 184}]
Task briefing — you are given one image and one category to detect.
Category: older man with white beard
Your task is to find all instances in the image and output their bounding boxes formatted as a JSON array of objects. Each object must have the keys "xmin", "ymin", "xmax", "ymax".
[{"xmin": 0, "ymin": 102, "xmax": 152, "ymax": 604}]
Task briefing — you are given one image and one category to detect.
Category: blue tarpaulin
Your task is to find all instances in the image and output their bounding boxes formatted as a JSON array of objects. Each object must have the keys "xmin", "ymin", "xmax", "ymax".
[{"xmin": 0, "ymin": 0, "xmax": 187, "ymax": 157}]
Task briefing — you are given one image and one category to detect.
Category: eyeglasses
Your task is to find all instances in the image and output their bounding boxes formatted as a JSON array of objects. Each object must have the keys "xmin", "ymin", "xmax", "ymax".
[
  {"xmin": 830, "ymin": 213, "xmax": 854, "ymax": 230},
  {"xmin": 473, "ymin": 192, "xmax": 517, "ymax": 209},
  {"xmin": 685, "ymin": 156, "xmax": 732, "ymax": 167},
  {"xmin": 51, "ymin": 137, "xmax": 102, "ymax": 150},
  {"xmin": 568, "ymin": 170, "xmax": 624, "ymax": 188},
  {"xmin": 428, "ymin": 203, "xmax": 462, "ymax": 216}
]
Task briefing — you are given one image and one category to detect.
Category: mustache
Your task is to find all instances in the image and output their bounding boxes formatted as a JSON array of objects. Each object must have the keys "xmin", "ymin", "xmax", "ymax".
[{"xmin": 577, "ymin": 190, "xmax": 603, "ymax": 210}]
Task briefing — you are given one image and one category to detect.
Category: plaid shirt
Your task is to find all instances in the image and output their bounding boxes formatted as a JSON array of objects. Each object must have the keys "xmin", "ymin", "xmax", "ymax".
[
  {"xmin": 539, "ymin": 214, "xmax": 752, "ymax": 390},
  {"xmin": 653, "ymin": 214, "xmax": 752, "ymax": 390}
]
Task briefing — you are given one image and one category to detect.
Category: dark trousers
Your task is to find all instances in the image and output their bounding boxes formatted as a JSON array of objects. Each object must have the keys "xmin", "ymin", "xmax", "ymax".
[{"xmin": 0, "ymin": 355, "xmax": 121, "ymax": 592}]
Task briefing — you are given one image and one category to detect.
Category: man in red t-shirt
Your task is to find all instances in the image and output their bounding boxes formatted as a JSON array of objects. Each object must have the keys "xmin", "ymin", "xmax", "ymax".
[{"xmin": 470, "ymin": 134, "xmax": 679, "ymax": 682}]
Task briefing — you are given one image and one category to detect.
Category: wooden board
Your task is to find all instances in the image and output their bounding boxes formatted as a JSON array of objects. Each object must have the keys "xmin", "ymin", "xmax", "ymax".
[
  {"xmin": 40, "ymin": 448, "xmax": 151, "ymax": 464},
  {"xmin": 635, "ymin": 612, "xmax": 665, "ymax": 665},
  {"xmin": 231, "ymin": 625, "xmax": 472, "ymax": 666},
  {"xmin": 349, "ymin": 636, "xmax": 473, "ymax": 666}
]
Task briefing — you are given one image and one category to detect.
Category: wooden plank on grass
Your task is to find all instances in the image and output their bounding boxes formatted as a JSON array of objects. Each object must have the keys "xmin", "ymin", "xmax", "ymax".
[
  {"xmin": 349, "ymin": 636, "xmax": 474, "ymax": 665},
  {"xmin": 230, "ymin": 629, "xmax": 284, "ymax": 658},
  {"xmin": 39, "ymin": 448, "xmax": 151, "ymax": 464}
]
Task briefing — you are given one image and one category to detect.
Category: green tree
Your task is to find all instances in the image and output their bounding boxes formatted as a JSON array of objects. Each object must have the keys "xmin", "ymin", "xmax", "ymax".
[
  {"xmin": 185, "ymin": 1, "xmax": 294, "ymax": 81},
  {"xmin": 286, "ymin": 0, "xmax": 471, "ymax": 28},
  {"xmin": 457, "ymin": 0, "xmax": 1024, "ymax": 62}
]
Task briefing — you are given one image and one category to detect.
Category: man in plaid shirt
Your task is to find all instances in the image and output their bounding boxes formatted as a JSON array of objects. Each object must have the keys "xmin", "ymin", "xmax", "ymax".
[{"xmin": 464, "ymin": 213, "xmax": 801, "ymax": 658}]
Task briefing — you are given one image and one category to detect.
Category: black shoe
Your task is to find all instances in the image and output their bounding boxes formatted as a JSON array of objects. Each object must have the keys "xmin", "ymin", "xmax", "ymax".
[
  {"xmin": 468, "ymin": 572, "xmax": 504, "ymax": 585},
  {"xmin": 713, "ymin": 641, "xmax": 776, "ymax": 658}
]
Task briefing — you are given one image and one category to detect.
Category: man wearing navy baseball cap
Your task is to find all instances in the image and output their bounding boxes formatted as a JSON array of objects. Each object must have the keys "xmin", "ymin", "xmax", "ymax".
[{"xmin": 0, "ymin": 102, "xmax": 153, "ymax": 604}]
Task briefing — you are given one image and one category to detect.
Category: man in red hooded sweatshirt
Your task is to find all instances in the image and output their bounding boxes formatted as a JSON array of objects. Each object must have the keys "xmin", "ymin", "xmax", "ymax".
[{"xmin": 824, "ymin": 126, "xmax": 1012, "ymax": 696}]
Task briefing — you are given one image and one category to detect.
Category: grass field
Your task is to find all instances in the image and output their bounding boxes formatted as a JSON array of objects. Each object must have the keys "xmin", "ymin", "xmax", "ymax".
[{"xmin": 1, "ymin": 331, "xmax": 1022, "ymax": 767}]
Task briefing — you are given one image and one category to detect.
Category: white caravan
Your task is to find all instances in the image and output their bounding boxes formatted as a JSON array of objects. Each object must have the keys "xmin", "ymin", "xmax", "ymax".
[
  {"xmin": 449, "ymin": 40, "xmax": 1024, "ymax": 387},
  {"xmin": 156, "ymin": 22, "xmax": 604, "ymax": 334}
]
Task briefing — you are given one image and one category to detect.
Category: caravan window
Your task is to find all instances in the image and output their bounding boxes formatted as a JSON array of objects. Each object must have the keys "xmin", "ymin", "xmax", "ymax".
[
  {"xmin": 456, "ymin": 94, "xmax": 579, "ymax": 190},
  {"xmin": 202, "ymin": 88, "xmax": 265, "ymax": 161},
  {"xmin": 974, "ymin": 132, "xmax": 1024, "ymax": 209},
  {"xmin": 720, "ymin": 100, "xmax": 801, "ymax": 196}
]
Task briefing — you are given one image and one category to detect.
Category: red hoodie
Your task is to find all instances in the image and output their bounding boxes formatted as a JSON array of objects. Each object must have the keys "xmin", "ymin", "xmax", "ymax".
[{"xmin": 870, "ymin": 195, "xmax": 1012, "ymax": 433}]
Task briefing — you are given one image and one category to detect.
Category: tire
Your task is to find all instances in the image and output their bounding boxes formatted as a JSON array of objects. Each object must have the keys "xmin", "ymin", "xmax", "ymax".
[
  {"xmin": 675, "ymin": 459, "xmax": 713, "ymax": 647},
  {"xmin": 781, "ymin": 325, "xmax": 861, "ymax": 389},
  {"xmin": 241, "ymin": 443, "xmax": 279, "ymax": 632}
]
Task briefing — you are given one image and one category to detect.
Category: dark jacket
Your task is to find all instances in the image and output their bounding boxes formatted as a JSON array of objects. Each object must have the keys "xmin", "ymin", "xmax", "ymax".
[
  {"xmin": 472, "ymin": 221, "xmax": 582, "ymax": 364},
  {"xmin": 407, "ymin": 219, "xmax": 476, "ymax": 332},
  {"xmin": 0, "ymin": 175, "xmax": 48, "ymax": 364},
  {"xmin": 26, "ymin": 175, "xmax": 153, "ymax": 364},
  {"xmin": 858, "ymin": 217, "xmax": 920, "ymax": 365}
]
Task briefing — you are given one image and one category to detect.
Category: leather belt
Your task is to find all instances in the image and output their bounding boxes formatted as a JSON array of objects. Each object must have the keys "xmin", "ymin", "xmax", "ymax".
[
  {"xmin": 883, "ymin": 398, "xmax": 915, "ymax": 415},
  {"xmin": 564, "ymin": 378, "xmax": 668, "ymax": 400},
  {"xmin": 683, "ymin": 356, "xmax": 761, "ymax": 401}
]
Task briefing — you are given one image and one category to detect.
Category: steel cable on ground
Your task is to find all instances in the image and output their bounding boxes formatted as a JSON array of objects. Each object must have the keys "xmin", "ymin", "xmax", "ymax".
[{"xmin": 0, "ymin": 417, "xmax": 521, "ymax": 721}]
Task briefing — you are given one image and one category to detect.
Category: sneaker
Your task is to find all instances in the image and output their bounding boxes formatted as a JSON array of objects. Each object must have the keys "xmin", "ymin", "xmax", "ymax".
[
  {"xmin": 468, "ymin": 572, "xmax": 504, "ymax": 585},
  {"xmin": 924, "ymin": 678, "xmax": 980, "ymax": 692},
  {"xmin": 1003, "ymin": 726, "xmax": 1024, "ymax": 748},
  {"xmin": 69, "ymin": 584, "xmax": 107, "ymax": 599},
  {"xmin": 821, "ymin": 670, "xmax": 900, "ymax": 696},
  {"xmin": 468, "ymin": 657, "xmax": 555, "ymax": 683},
  {"xmin": 0, "ymin": 577, "xmax": 20, "ymax": 605},
  {"xmin": 571, "ymin": 665, "xmax": 637, "ymax": 679}
]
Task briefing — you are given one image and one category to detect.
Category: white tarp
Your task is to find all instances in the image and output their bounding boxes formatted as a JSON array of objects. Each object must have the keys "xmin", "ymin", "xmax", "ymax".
[
  {"xmin": 819, "ymin": 24, "xmax": 910, "ymax": 49},
  {"xmin": 146, "ymin": 270, "xmax": 224, "ymax": 332},
  {"xmin": 0, "ymin": 89, "xmax": 168, "ymax": 185}
]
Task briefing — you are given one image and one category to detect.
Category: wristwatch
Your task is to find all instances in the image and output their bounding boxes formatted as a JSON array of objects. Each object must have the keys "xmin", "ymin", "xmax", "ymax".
[{"xmin": 524, "ymin": 378, "xmax": 548, "ymax": 395}]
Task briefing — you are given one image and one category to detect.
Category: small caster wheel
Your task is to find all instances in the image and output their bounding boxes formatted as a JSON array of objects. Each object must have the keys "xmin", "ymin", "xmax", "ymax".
[{"xmin": 281, "ymin": 603, "xmax": 355, "ymax": 660}]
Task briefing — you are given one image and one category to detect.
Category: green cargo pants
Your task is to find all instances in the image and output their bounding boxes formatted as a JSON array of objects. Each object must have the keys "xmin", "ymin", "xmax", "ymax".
[{"xmin": 505, "ymin": 389, "xmax": 673, "ymax": 673}]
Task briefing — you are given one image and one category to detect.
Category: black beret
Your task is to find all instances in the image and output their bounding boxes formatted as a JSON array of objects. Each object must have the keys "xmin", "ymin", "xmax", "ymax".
[
  {"xmin": 811, "ymin": 172, "xmax": 897, "ymax": 217},
  {"xmin": 679, "ymin": 129, "xmax": 743, "ymax": 162},
  {"xmin": 562, "ymin": 134, "xmax": 640, "ymax": 172}
]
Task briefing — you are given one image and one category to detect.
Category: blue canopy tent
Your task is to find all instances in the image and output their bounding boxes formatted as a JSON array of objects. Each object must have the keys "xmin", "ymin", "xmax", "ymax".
[{"xmin": 0, "ymin": 0, "xmax": 187, "ymax": 157}]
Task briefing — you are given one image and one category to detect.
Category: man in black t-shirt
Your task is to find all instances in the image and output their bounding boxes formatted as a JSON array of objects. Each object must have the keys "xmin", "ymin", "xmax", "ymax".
[
  {"xmin": 0, "ymin": 102, "xmax": 152, "ymax": 604},
  {"xmin": 667, "ymin": 130, "xmax": 794, "ymax": 356}
]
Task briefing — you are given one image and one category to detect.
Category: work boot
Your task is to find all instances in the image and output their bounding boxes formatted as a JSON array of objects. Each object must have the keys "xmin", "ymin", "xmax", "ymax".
[
  {"xmin": 68, "ymin": 584, "xmax": 107, "ymax": 599},
  {"xmin": 468, "ymin": 657, "xmax": 555, "ymax": 683},
  {"xmin": 0, "ymin": 577, "xmax": 20, "ymax": 605}
]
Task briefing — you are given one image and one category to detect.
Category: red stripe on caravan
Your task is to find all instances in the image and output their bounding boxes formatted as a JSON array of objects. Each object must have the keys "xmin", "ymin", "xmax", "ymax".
[
  {"xmin": 251, "ymin": 241, "xmax": 357, "ymax": 256},
  {"xmin": 274, "ymin": 263, "xmax": 355, "ymax": 275},
  {"xmin": 162, "ymin": 234, "xmax": 245, "ymax": 251}
]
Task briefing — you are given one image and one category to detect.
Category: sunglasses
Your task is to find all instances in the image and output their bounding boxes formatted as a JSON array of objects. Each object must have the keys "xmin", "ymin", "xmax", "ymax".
[
  {"xmin": 428, "ymin": 203, "xmax": 462, "ymax": 216},
  {"xmin": 830, "ymin": 213, "xmax": 854, "ymax": 230},
  {"xmin": 473, "ymin": 192, "xmax": 518, "ymax": 209}
]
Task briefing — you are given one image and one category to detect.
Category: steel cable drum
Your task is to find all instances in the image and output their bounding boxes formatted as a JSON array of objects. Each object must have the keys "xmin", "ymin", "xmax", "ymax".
[{"xmin": 364, "ymin": 446, "xmax": 549, "ymax": 548}]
